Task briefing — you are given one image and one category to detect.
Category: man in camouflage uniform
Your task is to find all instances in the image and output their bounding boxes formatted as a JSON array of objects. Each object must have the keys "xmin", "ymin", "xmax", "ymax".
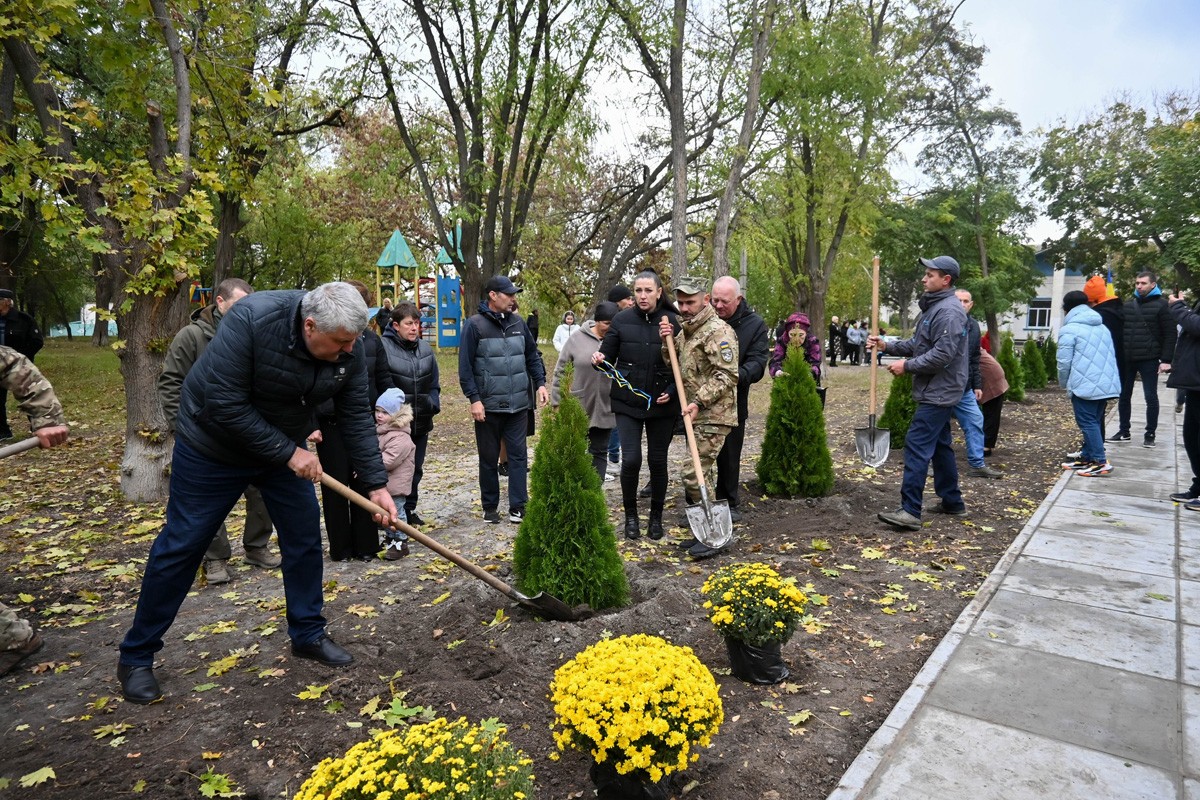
[
  {"xmin": 658, "ymin": 276, "xmax": 738, "ymax": 558},
  {"xmin": 0, "ymin": 345, "xmax": 69, "ymax": 675}
]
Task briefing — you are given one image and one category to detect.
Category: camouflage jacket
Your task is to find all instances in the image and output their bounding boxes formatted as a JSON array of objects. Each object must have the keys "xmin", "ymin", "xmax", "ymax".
[
  {"xmin": 664, "ymin": 304, "xmax": 738, "ymax": 427},
  {"xmin": 0, "ymin": 345, "xmax": 65, "ymax": 431}
]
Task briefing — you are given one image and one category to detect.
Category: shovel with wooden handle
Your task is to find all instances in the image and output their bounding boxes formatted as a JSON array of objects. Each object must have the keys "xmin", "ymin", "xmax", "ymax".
[
  {"xmin": 855, "ymin": 255, "xmax": 891, "ymax": 467},
  {"xmin": 663, "ymin": 333, "xmax": 733, "ymax": 551},
  {"xmin": 318, "ymin": 474, "xmax": 583, "ymax": 622}
]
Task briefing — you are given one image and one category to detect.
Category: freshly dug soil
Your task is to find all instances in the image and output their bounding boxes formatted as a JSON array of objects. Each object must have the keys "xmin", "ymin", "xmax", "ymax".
[{"xmin": 0, "ymin": 368, "xmax": 1074, "ymax": 799}]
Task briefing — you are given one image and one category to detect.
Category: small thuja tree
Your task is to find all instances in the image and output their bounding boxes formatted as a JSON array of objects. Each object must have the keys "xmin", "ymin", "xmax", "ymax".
[
  {"xmin": 999, "ymin": 333, "xmax": 1025, "ymax": 401},
  {"xmin": 1022, "ymin": 338, "xmax": 1047, "ymax": 390},
  {"xmin": 513, "ymin": 367, "xmax": 629, "ymax": 610},
  {"xmin": 1041, "ymin": 337, "xmax": 1058, "ymax": 382},
  {"xmin": 756, "ymin": 348, "xmax": 834, "ymax": 496},
  {"xmin": 878, "ymin": 371, "xmax": 916, "ymax": 443}
]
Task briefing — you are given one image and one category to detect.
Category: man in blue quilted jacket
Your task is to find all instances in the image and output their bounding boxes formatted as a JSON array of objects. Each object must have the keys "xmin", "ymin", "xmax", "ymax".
[
  {"xmin": 117, "ymin": 283, "xmax": 399, "ymax": 705},
  {"xmin": 869, "ymin": 256, "xmax": 970, "ymax": 530}
]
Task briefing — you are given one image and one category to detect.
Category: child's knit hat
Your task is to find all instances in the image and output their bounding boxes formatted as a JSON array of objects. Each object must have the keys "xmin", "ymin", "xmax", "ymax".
[{"xmin": 376, "ymin": 388, "xmax": 406, "ymax": 415}]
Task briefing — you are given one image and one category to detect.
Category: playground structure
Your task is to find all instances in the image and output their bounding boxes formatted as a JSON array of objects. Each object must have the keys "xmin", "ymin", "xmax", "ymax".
[{"xmin": 375, "ymin": 228, "xmax": 462, "ymax": 347}]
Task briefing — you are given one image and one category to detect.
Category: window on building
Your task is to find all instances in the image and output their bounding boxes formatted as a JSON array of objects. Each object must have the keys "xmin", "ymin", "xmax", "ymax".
[{"xmin": 1027, "ymin": 298, "xmax": 1051, "ymax": 329}]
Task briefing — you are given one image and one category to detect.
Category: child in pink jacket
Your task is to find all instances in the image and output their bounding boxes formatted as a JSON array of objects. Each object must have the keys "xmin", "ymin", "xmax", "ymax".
[{"xmin": 375, "ymin": 388, "xmax": 416, "ymax": 559}]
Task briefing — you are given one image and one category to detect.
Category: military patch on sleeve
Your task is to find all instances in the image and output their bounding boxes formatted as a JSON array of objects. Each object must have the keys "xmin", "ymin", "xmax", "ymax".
[{"xmin": 719, "ymin": 341, "xmax": 735, "ymax": 363}]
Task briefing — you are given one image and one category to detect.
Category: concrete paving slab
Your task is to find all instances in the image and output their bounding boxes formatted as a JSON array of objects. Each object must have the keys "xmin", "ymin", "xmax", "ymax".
[
  {"xmin": 1025, "ymin": 527, "xmax": 1176, "ymax": 578},
  {"xmin": 1184, "ymin": 626, "xmax": 1200, "ymax": 688},
  {"xmin": 854, "ymin": 707, "xmax": 1176, "ymax": 800},
  {"xmin": 1182, "ymin": 549, "xmax": 1200, "ymax": 582},
  {"xmin": 971, "ymin": 589, "xmax": 1177, "ymax": 678},
  {"xmin": 1185, "ymin": 686, "xmax": 1200, "ymax": 778},
  {"xmin": 1063, "ymin": 475, "xmax": 1177, "ymax": 501},
  {"xmin": 1038, "ymin": 505, "xmax": 1175, "ymax": 543},
  {"xmin": 1187, "ymin": 778, "xmax": 1200, "ymax": 800},
  {"xmin": 1000, "ymin": 555, "xmax": 1177, "ymax": 619},
  {"xmin": 1183, "ymin": 581, "xmax": 1200, "ymax": 627},
  {"xmin": 927, "ymin": 637, "xmax": 1179, "ymax": 770},
  {"xmin": 1055, "ymin": 488, "xmax": 1175, "ymax": 520}
]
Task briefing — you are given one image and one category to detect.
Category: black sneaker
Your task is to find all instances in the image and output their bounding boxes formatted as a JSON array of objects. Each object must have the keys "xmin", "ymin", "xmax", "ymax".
[
  {"xmin": 483, "ymin": 509, "xmax": 501, "ymax": 524},
  {"xmin": 638, "ymin": 482, "xmax": 652, "ymax": 499},
  {"xmin": 1171, "ymin": 490, "xmax": 1199, "ymax": 502},
  {"xmin": 1106, "ymin": 431, "xmax": 1131, "ymax": 442},
  {"xmin": 1143, "ymin": 434, "xmax": 1156, "ymax": 448},
  {"xmin": 405, "ymin": 511, "xmax": 425, "ymax": 527},
  {"xmin": 508, "ymin": 508, "xmax": 524, "ymax": 524}
]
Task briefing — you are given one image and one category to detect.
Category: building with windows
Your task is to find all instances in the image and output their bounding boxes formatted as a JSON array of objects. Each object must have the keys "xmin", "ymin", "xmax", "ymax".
[{"xmin": 1000, "ymin": 250, "xmax": 1088, "ymax": 344}]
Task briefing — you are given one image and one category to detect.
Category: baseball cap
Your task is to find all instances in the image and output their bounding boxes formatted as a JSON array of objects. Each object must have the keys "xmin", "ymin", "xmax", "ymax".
[
  {"xmin": 917, "ymin": 255, "xmax": 960, "ymax": 279},
  {"xmin": 484, "ymin": 275, "xmax": 522, "ymax": 295},
  {"xmin": 674, "ymin": 275, "xmax": 708, "ymax": 295},
  {"xmin": 375, "ymin": 387, "xmax": 406, "ymax": 415}
]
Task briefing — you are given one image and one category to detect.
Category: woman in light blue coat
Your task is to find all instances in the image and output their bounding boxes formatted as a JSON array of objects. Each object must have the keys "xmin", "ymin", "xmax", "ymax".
[{"xmin": 1057, "ymin": 290, "xmax": 1122, "ymax": 475}]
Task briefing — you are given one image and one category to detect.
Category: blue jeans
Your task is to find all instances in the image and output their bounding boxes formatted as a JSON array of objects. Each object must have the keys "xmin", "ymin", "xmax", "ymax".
[
  {"xmin": 119, "ymin": 438, "xmax": 328, "ymax": 667},
  {"xmin": 952, "ymin": 388, "xmax": 986, "ymax": 467},
  {"xmin": 608, "ymin": 429, "xmax": 620, "ymax": 463},
  {"xmin": 1117, "ymin": 359, "xmax": 1161, "ymax": 436},
  {"xmin": 1072, "ymin": 395, "xmax": 1108, "ymax": 464},
  {"xmin": 474, "ymin": 412, "xmax": 529, "ymax": 512},
  {"xmin": 900, "ymin": 403, "xmax": 962, "ymax": 517}
]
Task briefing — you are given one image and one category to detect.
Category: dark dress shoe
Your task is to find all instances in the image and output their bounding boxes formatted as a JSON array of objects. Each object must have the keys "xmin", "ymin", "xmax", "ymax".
[
  {"xmin": 292, "ymin": 635, "xmax": 354, "ymax": 666},
  {"xmin": 638, "ymin": 482, "xmax": 651, "ymax": 499},
  {"xmin": 728, "ymin": 507, "xmax": 743, "ymax": 523},
  {"xmin": 647, "ymin": 513, "xmax": 664, "ymax": 540},
  {"xmin": 623, "ymin": 514, "xmax": 640, "ymax": 539},
  {"xmin": 677, "ymin": 536, "xmax": 699, "ymax": 550},
  {"xmin": 118, "ymin": 663, "xmax": 163, "ymax": 704},
  {"xmin": 405, "ymin": 511, "xmax": 425, "ymax": 527},
  {"xmin": 687, "ymin": 541, "xmax": 725, "ymax": 560}
]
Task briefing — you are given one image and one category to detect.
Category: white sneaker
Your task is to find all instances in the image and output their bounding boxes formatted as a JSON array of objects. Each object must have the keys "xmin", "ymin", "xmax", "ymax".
[
  {"xmin": 1066, "ymin": 450, "xmax": 1082, "ymax": 460},
  {"xmin": 604, "ymin": 472, "xmax": 616, "ymax": 482}
]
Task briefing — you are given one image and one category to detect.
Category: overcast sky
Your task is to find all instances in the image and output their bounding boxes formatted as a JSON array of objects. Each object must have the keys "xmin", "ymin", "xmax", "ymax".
[{"xmin": 958, "ymin": 0, "xmax": 1200, "ymax": 132}]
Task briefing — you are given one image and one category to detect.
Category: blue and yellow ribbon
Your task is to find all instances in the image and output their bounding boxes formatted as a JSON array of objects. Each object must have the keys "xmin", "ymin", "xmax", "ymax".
[{"xmin": 594, "ymin": 358, "xmax": 653, "ymax": 410}]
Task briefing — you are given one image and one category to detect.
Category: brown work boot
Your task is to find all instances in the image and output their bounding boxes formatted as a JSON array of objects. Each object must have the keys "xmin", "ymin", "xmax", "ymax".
[
  {"xmin": 244, "ymin": 546, "xmax": 281, "ymax": 569},
  {"xmin": 0, "ymin": 631, "xmax": 44, "ymax": 676},
  {"xmin": 204, "ymin": 559, "xmax": 231, "ymax": 585}
]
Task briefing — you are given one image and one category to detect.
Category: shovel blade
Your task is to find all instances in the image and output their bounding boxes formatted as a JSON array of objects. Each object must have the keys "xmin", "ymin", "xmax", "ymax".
[
  {"xmin": 685, "ymin": 498, "xmax": 733, "ymax": 549},
  {"xmin": 516, "ymin": 591, "xmax": 585, "ymax": 622},
  {"xmin": 855, "ymin": 425, "xmax": 891, "ymax": 468}
]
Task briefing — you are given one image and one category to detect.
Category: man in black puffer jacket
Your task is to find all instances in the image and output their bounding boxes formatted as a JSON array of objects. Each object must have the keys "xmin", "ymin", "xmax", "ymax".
[
  {"xmin": 459, "ymin": 275, "xmax": 548, "ymax": 525},
  {"xmin": 1167, "ymin": 289, "xmax": 1200, "ymax": 507},
  {"xmin": 117, "ymin": 283, "xmax": 398, "ymax": 706},
  {"xmin": 710, "ymin": 276, "xmax": 769, "ymax": 521},
  {"xmin": 1111, "ymin": 271, "xmax": 1176, "ymax": 448}
]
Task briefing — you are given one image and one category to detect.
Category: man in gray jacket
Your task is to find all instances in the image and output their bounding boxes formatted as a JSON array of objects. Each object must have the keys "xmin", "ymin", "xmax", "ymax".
[
  {"xmin": 869, "ymin": 255, "xmax": 970, "ymax": 530},
  {"xmin": 157, "ymin": 277, "xmax": 279, "ymax": 584}
]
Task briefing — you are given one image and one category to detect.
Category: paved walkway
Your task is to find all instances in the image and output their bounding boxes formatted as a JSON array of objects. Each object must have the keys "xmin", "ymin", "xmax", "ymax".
[{"xmin": 829, "ymin": 395, "xmax": 1197, "ymax": 800}]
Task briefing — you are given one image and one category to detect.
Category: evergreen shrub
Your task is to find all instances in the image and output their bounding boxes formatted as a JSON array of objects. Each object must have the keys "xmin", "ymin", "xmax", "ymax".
[
  {"xmin": 999, "ymin": 332, "xmax": 1025, "ymax": 401},
  {"xmin": 513, "ymin": 369, "xmax": 629, "ymax": 610},
  {"xmin": 1042, "ymin": 336, "xmax": 1058, "ymax": 381},
  {"xmin": 1022, "ymin": 338, "xmax": 1047, "ymax": 390},
  {"xmin": 878, "ymin": 371, "xmax": 915, "ymax": 443},
  {"xmin": 756, "ymin": 347, "xmax": 833, "ymax": 497}
]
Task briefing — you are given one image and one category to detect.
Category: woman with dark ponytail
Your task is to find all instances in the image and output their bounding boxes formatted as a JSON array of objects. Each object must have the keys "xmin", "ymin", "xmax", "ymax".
[{"xmin": 592, "ymin": 270, "xmax": 679, "ymax": 540}]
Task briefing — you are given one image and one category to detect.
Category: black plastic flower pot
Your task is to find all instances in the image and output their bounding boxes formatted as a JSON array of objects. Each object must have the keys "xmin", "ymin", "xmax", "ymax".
[{"xmin": 724, "ymin": 636, "xmax": 790, "ymax": 684}]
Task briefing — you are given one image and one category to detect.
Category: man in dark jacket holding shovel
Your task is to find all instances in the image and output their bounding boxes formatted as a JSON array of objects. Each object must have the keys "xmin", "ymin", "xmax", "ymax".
[
  {"xmin": 869, "ymin": 255, "xmax": 970, "ymax": 530},
  {"xmin": 117, "ymin": 282, "xmax": 398, "ymax": 705}
]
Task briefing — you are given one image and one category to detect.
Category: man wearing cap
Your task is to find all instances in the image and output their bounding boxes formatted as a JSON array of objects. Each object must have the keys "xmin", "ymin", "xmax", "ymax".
[
  {"xmin": 459, "ymin": 275, "xmax": 548, "ymax": 524},
  {"xmin": 1108, "ymin": 271, "xmax": 1175, "ymax": 448},
  {"xmin": 868, "ymin": 256, "xmax": 970, "ymax": 530},
  {"xmin": 0, "ymin": 288, "xmax": 44, "ymax": 441},
  {"xmin": 658, "ymin": 276, "xmax": 738, "ymax": 558},
  {"xmin": 710, "ymin": 276, "xmax": 769, "ymax": 522}
]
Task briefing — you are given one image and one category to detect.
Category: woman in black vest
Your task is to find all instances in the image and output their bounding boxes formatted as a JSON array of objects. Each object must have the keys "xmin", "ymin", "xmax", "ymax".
[
  {"xmin": 594, "ymin": 270, "xmax": 679, "ymax": 540},
  {"xmin": 380, "ymin": 301, "xmax": 442, "ymax": 526}
]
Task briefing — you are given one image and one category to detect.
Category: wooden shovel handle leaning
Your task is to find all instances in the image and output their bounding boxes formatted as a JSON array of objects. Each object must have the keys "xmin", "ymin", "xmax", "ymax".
[
  {"xmin": 869, "ymin": 254, "xmax": 881, "ymax": 416},
  {"xmin": 663, "ymin": 333, "xmax": 710, "ymax": 494},
  {"xmin": 318, "ymin": 473, "xmax": 514, "ymax": 598}
]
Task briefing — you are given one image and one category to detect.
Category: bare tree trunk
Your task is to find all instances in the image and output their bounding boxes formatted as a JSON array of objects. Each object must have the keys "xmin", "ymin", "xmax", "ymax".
[
  {"xmin": 712, "ymin": 0, "xmax": 774, "ymax": 278},
  {"xmin": 212, "ymin": 192, "xmax": 243, "ymax": 289},
  {"xmin": 668, "ymin": 0, "xmax": 688, "ymax": 283}
]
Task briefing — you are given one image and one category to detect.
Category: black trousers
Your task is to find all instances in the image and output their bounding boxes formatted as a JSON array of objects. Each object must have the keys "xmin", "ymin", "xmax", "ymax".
[
  {"xmin": 715, "ymin": 416, "xmax": 748, "ymax": 508},
  {"xmin": 406, "ymin": 430, "xmax": 429, "ymax": 515},
  {"xmin": 587, "ymin": 426, "xmax": 613, "ymax": 483},
  {"xmin": 615, "ymin": 413, "xmax": 674, "ymax": 516},
  {"xmin": 316, "ymin": 418, "xmax": 380, "ymax": 560},
  {"xmin": 1184, "ymin": 391, "xmax": 1200, "ymax": 495},
  {"xmin": 980, "ymin": 395, "xmax": 1005, "ymax": 451}
]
